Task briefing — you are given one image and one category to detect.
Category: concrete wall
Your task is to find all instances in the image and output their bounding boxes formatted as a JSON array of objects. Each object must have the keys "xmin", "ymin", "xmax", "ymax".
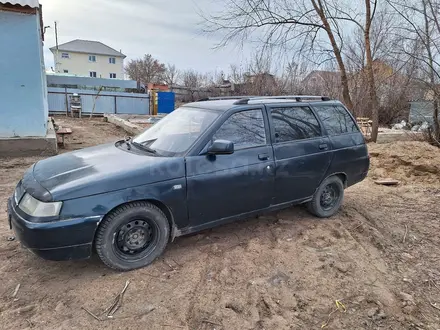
[
  {"xmin": 376, "ymin": 130, "xmax": 424, "ymax": 144},
  {"xmin": 104, "ymin": 114, "xmax": 143, "ymax": 135},
  {"xmin": 0, "ymin": 119, "xmax": 57, "ymax": 157},
  {"xmin": 0, "ymin": 10, "xmax": 47, "ymax": 137},
  {"xmin": 53, "ymin": 51, "xmax": 124, "ymax": 79}
]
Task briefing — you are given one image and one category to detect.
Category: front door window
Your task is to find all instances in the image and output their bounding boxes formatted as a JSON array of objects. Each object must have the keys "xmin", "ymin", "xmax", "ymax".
[{"xmin": 213, "ymin": 109, "xmax": 267, "ymax": 149}]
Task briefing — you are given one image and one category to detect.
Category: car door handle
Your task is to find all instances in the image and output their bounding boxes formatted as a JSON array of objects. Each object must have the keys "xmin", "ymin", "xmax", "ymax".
[
  {"xmin": 319, "ymin": 143, "xmax": 328, "ymax": 150},
  {"xmin": 258, "ymin": 153, "xmax": 270, "ymax": 161}
]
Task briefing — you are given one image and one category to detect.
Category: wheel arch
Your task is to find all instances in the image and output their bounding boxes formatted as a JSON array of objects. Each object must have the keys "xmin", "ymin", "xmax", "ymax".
[
  {"xmin": 334, "ymin": 172, "xmax": 348, "ymax": 188},
  {"xmin": 146, "ymin": 199, "xmax": 178, "ymax": 239},
  {"xmin": 307, "ymin": 172, "xmax": 346, "ymax": 218},
  {"xmin": 94, "ymin": 199, "xmax": 178, "ymax": 249},
  {"xmin": 320, "ymin": 172, "xmax": 348, "ymax": 188}
]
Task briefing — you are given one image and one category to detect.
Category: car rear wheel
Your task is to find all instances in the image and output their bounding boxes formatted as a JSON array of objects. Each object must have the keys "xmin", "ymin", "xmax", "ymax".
[
  {"xmin": 307, "ymin": 176, "xmax": 344, "ymax": 218},
  {"xmin": 95, "ymin": 201, "xmax": 169, "ymax": 271}
]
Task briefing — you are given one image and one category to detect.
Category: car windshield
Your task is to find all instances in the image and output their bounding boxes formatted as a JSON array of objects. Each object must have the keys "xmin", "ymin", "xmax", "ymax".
[{"xmin": 132, "ymin": 107, "xmax": 219, "ymax": 156}]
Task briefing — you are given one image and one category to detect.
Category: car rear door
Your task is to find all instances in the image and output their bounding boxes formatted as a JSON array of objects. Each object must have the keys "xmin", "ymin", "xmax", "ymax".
[
  {"xmin": 266, "ymin": 104, "xmax": 333, "ymax": 204},
  {"xmin": 311, "ymin": 103, "xmax": 369, "ymax": 186},
  {"xmin": 185, "ymin": 108, "xmax": 275, "ymax": 229}
]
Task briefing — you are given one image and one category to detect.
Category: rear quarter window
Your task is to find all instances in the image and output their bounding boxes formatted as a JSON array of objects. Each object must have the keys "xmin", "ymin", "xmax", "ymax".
[{"xmin": 314, "ymin": 105, "xmax": 359, "ymax": 135}]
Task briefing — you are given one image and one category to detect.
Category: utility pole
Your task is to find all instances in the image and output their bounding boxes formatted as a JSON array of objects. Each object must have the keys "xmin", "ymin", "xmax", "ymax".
[
  {"xmin": 54, "ymin": 21, "xmax": 59, "ymax": 72},
  {"xmin": 55, "ymin": 21, "xmax": 59, "ymax": 49}
]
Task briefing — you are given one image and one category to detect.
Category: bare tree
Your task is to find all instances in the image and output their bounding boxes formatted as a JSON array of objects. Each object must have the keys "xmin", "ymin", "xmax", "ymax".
[
  {"xmin": 202, "ymin": 0, "xmax": 354, "ymax": 109},
  {"xmin": 163, "ymin": 64, "xmax": 179, "ymax": 88},
  {"xmin": 301, "ymin": 66, "xmax": 343, "ymax": 100},
  {"xmin": 229, "ymin": 64, "xmax": 246, "ymax": 85},
  {"xmin": 389, "ymin": 0, "xmax": 440, "ymax": 143},
  {"xmin": 423, "ymin": 0, "xmax": 440, "ymax": 141},
  {"xmin": 182, "ymin": 69, "xmax": 204, "ymax": 101},
  {"xmin": 125, "ymin": 54, "xmax": 166, "ymax": 87},
  {"xmin": 229, "ymin": 51, "xmax": 282, "ymax": 96},
  {"xmin": 342, "ymin": 7, "xmax": 422, "ymax": 126},
  {"xmin": 363, "ymin": 0, "xmax": 380, "ymax": 141},
  {"xmin": 279, "ymin": 58, "xmax": 310, "ymax": 94},
  {"xmin": 202, "ymin": 0, "xmax": 386, "ymax": 140},
  {"xmin": 229, "ymin": 54, "xmax": 308, "ymax": 96}
]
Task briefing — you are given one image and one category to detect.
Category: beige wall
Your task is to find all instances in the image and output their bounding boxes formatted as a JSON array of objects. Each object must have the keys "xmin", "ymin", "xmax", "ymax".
[{"xmin": 53, "ymin": 51, "xmax": 125, "ymax": 79}]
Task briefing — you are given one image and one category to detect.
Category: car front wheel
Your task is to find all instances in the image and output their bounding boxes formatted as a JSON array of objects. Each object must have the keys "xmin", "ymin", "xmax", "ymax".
[
  {"xmin": 95, "ymin": 201, "xmax": 169, "ymax": 271},
  {"xmin": 307, "ymin": 176, "xmax": 344, "ymax": 218}
]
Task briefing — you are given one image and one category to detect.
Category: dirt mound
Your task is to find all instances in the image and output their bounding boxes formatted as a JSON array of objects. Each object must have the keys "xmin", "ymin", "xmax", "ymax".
[
  {"xmin": 368, "ymin": 141, "xmax": 440, "ymax": 185},
  {"xmin": 2, "ymin": 120, "xmax": 440, "ymax": 329}
]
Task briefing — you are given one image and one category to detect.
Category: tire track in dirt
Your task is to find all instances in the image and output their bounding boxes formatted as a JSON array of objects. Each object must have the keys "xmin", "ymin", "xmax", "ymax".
[{"xmin": 185, "ymin": 250, "xmax": 217, "ymax": 330}]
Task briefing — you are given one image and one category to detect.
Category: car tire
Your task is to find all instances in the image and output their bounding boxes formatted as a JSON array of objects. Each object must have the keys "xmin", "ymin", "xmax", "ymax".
[
  {"xmin": 95, "ymin": 201, "xmax": 169, "ymax": 271},
  {"xmin": 307, "ymin": 176, "xmax": 344, "ymax": 218}
]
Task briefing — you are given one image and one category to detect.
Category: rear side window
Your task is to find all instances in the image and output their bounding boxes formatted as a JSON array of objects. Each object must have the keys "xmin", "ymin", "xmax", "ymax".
[
  {"xmin": 315, "ymin": 105, "xmax": 359, "ymax": 135},
  {"xmin": 271, "ymin": 106, "xmax": 321, "ymax": 143},
  {"xmin": 214, "ymin": 109, "xmax": 266, "ymax": 149}
]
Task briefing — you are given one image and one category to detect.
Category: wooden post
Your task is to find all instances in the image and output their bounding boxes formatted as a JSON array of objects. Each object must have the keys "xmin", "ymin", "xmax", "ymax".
[
  {"xmin": 152, "ymin": 91, "xmax": 158, "ymax": 115},
  {"xmin": 90, "ymin": 86, "xmax": 104, "ymax": 118}
]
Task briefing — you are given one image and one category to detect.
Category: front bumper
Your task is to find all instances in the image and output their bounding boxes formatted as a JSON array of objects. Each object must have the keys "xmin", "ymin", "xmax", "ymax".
[{"xmin": 7, "ymin": 197, "xmax": 102, "ymax": 261}]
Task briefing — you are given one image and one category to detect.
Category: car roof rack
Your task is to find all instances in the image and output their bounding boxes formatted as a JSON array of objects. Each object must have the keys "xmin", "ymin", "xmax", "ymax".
[
  {"xmin": 233, "ymin": 95, "xmax": 331, "ymax": 105},
  {"xmin": 197, "ymin": 96, "xmax": 258, "ymax": 102}
]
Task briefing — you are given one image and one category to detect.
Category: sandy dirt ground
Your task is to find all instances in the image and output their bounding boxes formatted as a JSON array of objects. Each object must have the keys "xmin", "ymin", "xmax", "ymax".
[{"xmin": 1, "ymin": 117, "xmax": 440, "ymax": 330}]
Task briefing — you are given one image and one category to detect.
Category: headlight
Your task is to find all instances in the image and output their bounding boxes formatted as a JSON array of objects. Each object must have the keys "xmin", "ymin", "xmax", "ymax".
[
  {"xmin": 14, "ymin": 188, "xmax": 19, "ymax": 204},
  {"xmin": 19, "ymin": 193, "xmax": 62, "ymax": 217}
]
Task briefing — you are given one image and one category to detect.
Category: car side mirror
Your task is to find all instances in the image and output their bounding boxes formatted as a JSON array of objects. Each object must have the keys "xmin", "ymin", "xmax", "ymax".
[{"xmin": 207, "ymin": 139, "xmax": 234, "ymax": 155}]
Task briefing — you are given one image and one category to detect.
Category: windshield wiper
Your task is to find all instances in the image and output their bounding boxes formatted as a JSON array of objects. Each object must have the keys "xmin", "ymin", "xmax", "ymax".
[
  {"xmin": 124, "ymin": 137, "xmax": 132, "ymax": 150},
  {"xmin": 139, "ymin": 138, "xmax": 158, "ymax": 146},
  {"xmin": 132, "ymin": 141, "xmax": 157, "ymax": 154},
  {"xmin": 117, "ymin": 137, "xmax": 132, "ymax": 150}
]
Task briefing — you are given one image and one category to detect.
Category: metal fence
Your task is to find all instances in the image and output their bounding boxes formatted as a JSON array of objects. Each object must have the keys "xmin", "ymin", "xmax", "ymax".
[
  {"xmin": 48, "ymin": 87, "xmax": 150, "ymax": 115},
  {"xmin": 409, "ymin": 101, "xmax": 440, "ymax": 123}
]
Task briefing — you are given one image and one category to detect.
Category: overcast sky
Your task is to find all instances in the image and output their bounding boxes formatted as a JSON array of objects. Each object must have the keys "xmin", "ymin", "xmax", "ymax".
[{"xmin": 39, "ymin": 0, "xmax": 254, "ymax": 74}]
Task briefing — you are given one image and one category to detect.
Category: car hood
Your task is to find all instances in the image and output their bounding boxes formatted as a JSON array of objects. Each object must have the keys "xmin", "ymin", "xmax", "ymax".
[{"xmin": 30, "ymin": 143, "xmax": 185, "ymax": 201}]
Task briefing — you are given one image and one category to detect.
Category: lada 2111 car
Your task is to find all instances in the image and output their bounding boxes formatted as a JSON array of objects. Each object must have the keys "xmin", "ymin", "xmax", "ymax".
[{"xmin": 7, "ymin": 95, "xmax": 369, "ymax": 271}]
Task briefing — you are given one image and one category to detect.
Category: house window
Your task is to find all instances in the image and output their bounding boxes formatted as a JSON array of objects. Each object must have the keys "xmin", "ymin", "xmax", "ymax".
[
  {"xmin": 63, "ymin": 70, "xmax": 69, "ymax": 73},
  {"xmin": 90, "ymin": 71, "xmax": 97, "ymax": 78},
  {"xmin": 61, "ymin": 53, "xmax": 70, "ymax": 59},
  {"xmin": 109, "ymin": 57, "xmax": 116, "ymax": 64},
  {"xmin": 89, "ymin": 55, "xmax": 97, "ymax": 62},
  {"xmin": 110, "ymin": 73, "xmax": 117, "ymax": 79}
]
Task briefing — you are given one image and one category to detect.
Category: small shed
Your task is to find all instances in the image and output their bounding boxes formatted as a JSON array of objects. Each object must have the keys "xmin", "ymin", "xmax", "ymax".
[{"xmin": 0, "ymin": 0, "xmax": 49, "ymax": 138}]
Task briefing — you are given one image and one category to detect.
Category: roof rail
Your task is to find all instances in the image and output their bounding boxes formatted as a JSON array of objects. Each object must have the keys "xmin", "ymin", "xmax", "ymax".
[
  {"xmin": 197, "ymin": 96, "xmax": 257, "ymax": 102},
  {"xmin": 233, "ymin": 95, "xmax": 331, "ymax": 105}
]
